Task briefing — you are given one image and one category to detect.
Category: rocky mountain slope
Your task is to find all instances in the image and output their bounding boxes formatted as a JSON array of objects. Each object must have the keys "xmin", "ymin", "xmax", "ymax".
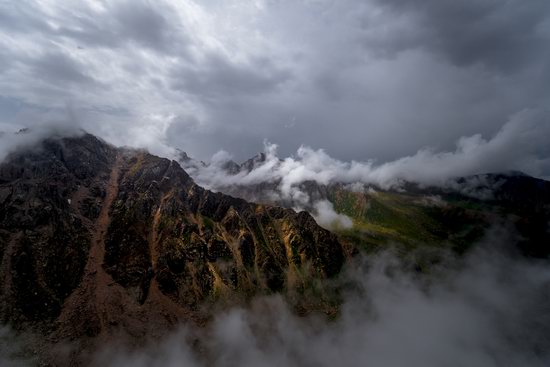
[
  {"xmin": 2, "ymin": 135, "xmax": 549, "ymax": 365},
  {"xmin": 181, "ymin": 151, "xmax": 550, "ymax": 260},
  {"xmin": 0, "ymin": 133, "xmax": 344, "ymax": 363}
]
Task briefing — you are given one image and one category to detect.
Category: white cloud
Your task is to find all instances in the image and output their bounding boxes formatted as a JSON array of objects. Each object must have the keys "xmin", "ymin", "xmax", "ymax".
[
  {"xmin": 313, "ymin": 200, "xmax": 353, "ymax": 229},
  {"xmin": 0, "ymin": 121, "xmax": 83, "ymax": 163},
  {"xmin": 187, "ymin": 109, "xmax": 550, "ymax": 205}
]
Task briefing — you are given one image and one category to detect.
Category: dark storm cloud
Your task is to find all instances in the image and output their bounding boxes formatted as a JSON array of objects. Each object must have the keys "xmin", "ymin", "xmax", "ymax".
[
  {"xmin": 0, "ymin": 1, "xmax": 187, "ymax": 54},
  {"xmin": 0, "ymin": 0, "xmax": 549, "ymax": 175},
  {"xmin": 57, "ymin": 0, "xmax": 187, "ymax": 54},
  {"xmin": 373, "ymin": 0, "xmax": 550, "ymax": 73},
  {"xmin": 0, "ymin": 2, "xmax": 51, "ymax": 34},
  {"xmin": 112, "ymin": 1, "xmax": 174, "ymax": 51},
  {"xmin": 29, "ymin": 52, "xmax": 97, "ymax": 85},
  {"xmin": 172, "ymin": 55, "xmax": 292, "ymax": 99},
  {"xmin": 159, "ymin": 0, "xmax": 550, "ymax": 164}
]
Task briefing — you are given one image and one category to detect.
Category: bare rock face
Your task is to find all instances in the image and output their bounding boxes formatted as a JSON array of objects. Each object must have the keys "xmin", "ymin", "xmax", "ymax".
[
  {"xmin": 0, "ymin": 134, "xmax": 116, "ymax": 325},
  {"xmin": 0, "ymin": 134, "xmax": 344, "ymax": 352},
  {"xmin": 103, "ymin": 149, "xmax": 343, "ymax": 310}
]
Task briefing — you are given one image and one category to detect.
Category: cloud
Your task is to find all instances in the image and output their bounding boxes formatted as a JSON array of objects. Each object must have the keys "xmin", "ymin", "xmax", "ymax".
[
  {"xmin": 110, "ymin": 1, "xmax": 177, "ymax": 52},
  {"xmin": 0, "ymin": 326, "xmax": 31, "ymax": 367},
  {"xmin": 0, "ymin": 0, "xmax": 186, "ymax": 53},
  {"xmin": 374, "ymin": 0, "xmax": 550, "ymax": 72},
  {"xmin": 312, "ymin": 200, "xmax": 353, "ymax": 229},
  {"xmin": 0, "ymin": 0, "xmax": 548, "ymax": 166},
  {"xmin": 89, "ymin": 235, "xmax": 550, "ymax": 367},
  {"xmin": 185, "ymin": 108, "xmax": 550, "ymax": 209},
  {"xmin": 29, "ymin": 52, "xmax": 98, "ymax": 85},
  {"xmin": 0, "ymin": 121, "xmax": 84, "ymax": 163},
  {"xmin": 172, "ymin": 55, "xmax": 291, "ymax": 98}
]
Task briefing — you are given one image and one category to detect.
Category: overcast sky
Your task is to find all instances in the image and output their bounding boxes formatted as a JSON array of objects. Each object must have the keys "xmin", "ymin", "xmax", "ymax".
[{"xmin": 1, "ymin": 0, "xmax": 549, "ymax": 166}]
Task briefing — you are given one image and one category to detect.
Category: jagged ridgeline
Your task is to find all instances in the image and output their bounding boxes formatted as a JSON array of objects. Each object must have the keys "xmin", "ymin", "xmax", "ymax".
[
  {"xmin": 0, "ymin": 134, "xmax": 344, "ymax": 339},
  {"xmin": 197, "ymin": 151, "xmax": 550, "ymax": 260},
  {"xmin": 2, "ymin": 133, "xmax": 550, "ymax": 367}
]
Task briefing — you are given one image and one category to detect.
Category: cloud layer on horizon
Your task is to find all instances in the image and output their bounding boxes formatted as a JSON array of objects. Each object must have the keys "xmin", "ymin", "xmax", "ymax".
[
  {"xmin": 185, "ymin": 108, "xmax": 550, "ymax": 198},
  {"xmin": 0, "ymin": 0, "xmax": 549, "ymax": 169}
]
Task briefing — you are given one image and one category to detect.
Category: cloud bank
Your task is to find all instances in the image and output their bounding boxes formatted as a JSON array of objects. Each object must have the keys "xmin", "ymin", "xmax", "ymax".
[
  {"xmin": 0, "ymin": 121, "xmax": 84, "ymax": 163},
  {"xmin": 183, "ymin": 109, "xmax": 550, "ymax": 219},
  {"xmin": 0, "ymin": 0, "xmax": 549, "ymax": 166}
]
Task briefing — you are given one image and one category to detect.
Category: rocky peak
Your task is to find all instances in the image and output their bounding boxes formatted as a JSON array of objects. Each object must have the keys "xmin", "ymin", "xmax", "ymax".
[{"xmin": 239, "ymin": 152, "xmax": 267, "ymax": 172}]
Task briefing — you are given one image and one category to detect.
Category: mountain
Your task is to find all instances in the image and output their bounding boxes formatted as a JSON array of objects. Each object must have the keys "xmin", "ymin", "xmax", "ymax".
[
  {"xmin": 0, "ymin": 133, "xmax": 344, "ymax": 363},
  {"xmin": 239, "ymin": 152, "xmax": 268, "ymax": 173},
  {"xmin": 2, "ymin": 135, "xmax": 549, "ymax": 364},
  {"xmin": 177, "ymin": 150, "xmax": 268, "ymax": 175},
  {"xmin": 326, "ymin": 177, "xmax": 550, "ymax": 259},
  {"xmin": 185, "ymin": 152, "xmax": 550, "ymax": 260}
]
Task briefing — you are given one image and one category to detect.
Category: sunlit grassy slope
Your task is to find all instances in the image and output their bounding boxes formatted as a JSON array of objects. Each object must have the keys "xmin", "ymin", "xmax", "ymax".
[{"xmin": 326, "ymin": 186, "xmax": 489, "ymax": 254}]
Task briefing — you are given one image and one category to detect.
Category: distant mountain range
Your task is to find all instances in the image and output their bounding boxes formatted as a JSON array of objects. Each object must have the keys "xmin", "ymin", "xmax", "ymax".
[{"xmin": 178, "ymin": 148, "xmax": 550, "ymax": 260}]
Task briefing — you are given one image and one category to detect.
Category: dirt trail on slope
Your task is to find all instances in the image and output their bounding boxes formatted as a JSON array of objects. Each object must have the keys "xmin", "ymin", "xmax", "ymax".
[
  {"xmin": 87, "ymin": 154, "xmax": 122, "ymax": 331},
  {"xmin": 90, "ymin": 157, "xmax": 121, "ymax": 267},
  {"xmin": 56, "ymin": 155, "xmax": 124, "ymax": 339},
  {"xmin": 50, "ymin": 154, "xmax": 196, "ymax": 365}
]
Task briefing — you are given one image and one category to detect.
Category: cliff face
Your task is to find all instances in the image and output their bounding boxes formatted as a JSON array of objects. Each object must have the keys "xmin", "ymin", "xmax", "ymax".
[{"xmin": 0, "ymin": 134, "xmax": 344, "ymax": 343}]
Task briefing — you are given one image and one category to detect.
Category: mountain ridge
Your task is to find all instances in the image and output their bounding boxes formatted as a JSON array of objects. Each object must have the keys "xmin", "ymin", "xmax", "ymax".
[
  {"xmin": 0, "ymin": 133, "xmax": 345, "ymax": 363},
  {"xmin": 178, "ymin": 149, "xmax": 550, "ymax": 258},
  {"xmin": 1, "ymin": 133, "xmax": 549, "ymax": 365}
]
